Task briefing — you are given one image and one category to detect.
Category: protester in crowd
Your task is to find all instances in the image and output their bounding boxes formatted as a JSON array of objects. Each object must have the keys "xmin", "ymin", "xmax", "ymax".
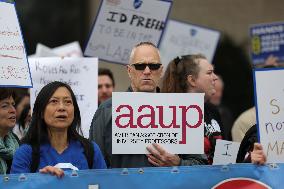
[
  {"xmin": 98, "ymin": 68, "xmax": 115, "ymax": 105},
  {"xmin": 161, "ymin": 54, "xmax": 224, "ymax": 164},
  {"xmin": 236, "ymin": 55, "xmax": 279, "ymax": 164},
  {"xmin": 13, "ymin": 90, "xmax": 30, "ymax": 139},
  {"xmin": 232, "ymin": 55, "xmax": 279, "ymax": 143},
  {"xmin": 89, "ymin": 42, "xmax": 207, "ymax": 168},
  {"xmin": 209, "ymin": 75, "xmax": 234, "ymax": 140},
  {"xmin": 11, "ymin": 81, "xmax": 106, "ymax": 177},
  {"xmin": 15, "ymin": 104, "xmax": 31, "ymax": 140},
  {"xmin": 0, "ymin": 88, "xmax": 19, "ymax": 174}
]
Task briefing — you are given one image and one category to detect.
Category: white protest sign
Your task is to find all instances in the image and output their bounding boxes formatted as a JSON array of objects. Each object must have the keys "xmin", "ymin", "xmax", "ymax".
[
  {"xmin": 35, "ymin": 44, "xmax": 58, "ymax": 57},
  {"xmin": 84, "ymin": 0, "xmax": 172, "ymax": 64},
  {"xmin": 52, "ymin": 42, "xmax": 83, "ymax": 57},
  {"xmin": 160, "ymin": 20, "xmax": 220, "ymax": 68},
  {"xmin": 29, "ymin": 57, "xmax": 98, "ymax": 137},
  {"xmin": 0, "ymin": 1, "xmax": 32, "ymax": 87},
  {"xmin": 112, "ymin": 92, "xmax": 204, "ymax": 154},
  {"xmin": 254, "ymin": 68, "xmax": 284, "ymax": 163},
  {"xmin": 213, "ymin": 139, "xmax": 240, "ymax": 165},
  {"xmin": 35, "ymin": 42, "xmax": 83, "ymax": 57}
]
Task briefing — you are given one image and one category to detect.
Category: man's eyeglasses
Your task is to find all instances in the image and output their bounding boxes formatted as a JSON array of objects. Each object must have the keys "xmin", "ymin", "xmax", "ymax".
[{"xmin": 131, "ymin": 63, "xmax": 162, "ymax": 71}]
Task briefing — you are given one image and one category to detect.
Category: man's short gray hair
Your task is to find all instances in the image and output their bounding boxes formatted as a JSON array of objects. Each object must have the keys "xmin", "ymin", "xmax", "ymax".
[{"xmin": 129, "ymin": 41, "xmax": 161, "ymax": 64}]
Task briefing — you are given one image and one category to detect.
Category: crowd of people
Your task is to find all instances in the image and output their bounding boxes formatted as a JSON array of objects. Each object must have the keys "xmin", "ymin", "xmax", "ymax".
[{"xmin": 0, "ymin": 41, "xmax": 267, "ymax": 177}]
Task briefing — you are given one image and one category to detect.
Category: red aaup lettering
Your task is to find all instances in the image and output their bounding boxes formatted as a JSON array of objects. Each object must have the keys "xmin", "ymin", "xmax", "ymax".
[
  {"xmin": 115, "ymin": 104, "xmax": 203, "ymax": 145},
  {"xmin": 179, "ymin": 105, "xmax": 203, "ymax": 144},
  {"xmin": 115, "ymin": 105, "xmax": 137, "ymax": 128},
  {"xmin": 137, "ymin": 105, "xmax": 158, "ymax": 128}
]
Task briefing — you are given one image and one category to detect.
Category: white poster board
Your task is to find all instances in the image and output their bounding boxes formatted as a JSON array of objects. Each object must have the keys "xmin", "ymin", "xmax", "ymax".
[
  {"xmin": 112, "ymin": 92, "xmax": 204, "ymax": 154},
  {"xmin": 84, "ymin": 0, "xmax": 172, "ymax": 64},
  {"xmin": 35, "ymin": 42, "xmax": 83, "ymax": 57},
  {"xmin": 160, "ymin": 20, "xmax": 220, "ymax": 68},
  {"xmin": 0, "ymin": 1, "xmax": 32, "ymax": 87},
  {"xmin": 29, "ymin": 57, "xmax": 98, "ymax": 137},
  {"xmin": 254, "ymin": 68, "xmax": 284, "ymax": 163},
  {"xmin": 213, "ymin": 139, "xmax": 240, "ymax": 165}
]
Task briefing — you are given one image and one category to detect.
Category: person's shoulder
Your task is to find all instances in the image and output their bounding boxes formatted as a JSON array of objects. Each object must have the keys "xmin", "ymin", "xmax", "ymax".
[
  {"xmin": 14, "ymin": 144, "xmax": 32, "ymax": 159},
  {"xmin": 16, "ymin": 144, "xmax": 32, "ymax": 153},
  {"xmin": 91, "ymin": 141, "xmax": 100, "ymax": 150},
  {"xmin": 99, "ymin": 98, "xmax": 112, "ymax": 109}
]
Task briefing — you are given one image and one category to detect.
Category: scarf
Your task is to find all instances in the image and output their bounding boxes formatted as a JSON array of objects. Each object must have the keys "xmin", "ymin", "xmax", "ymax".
[{"xmin": 0, "ymin": 132, "xmax": 19, "ymax": 174}]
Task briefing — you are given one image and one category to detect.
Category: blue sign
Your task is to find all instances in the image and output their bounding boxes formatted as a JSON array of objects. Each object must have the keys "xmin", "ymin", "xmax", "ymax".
[
  {"xmin": 1, "ymin": 164, "xmax": 283, "ymax": 189},
  {"xmin": 250, "ymin": 22, "xmax": 284, "ymax": 65}
]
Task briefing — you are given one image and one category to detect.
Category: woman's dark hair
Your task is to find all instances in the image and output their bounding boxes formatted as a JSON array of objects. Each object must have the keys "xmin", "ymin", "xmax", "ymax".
[
  {"xmin": 22, "ymin": 81, "xmax": 94, "ymax": 172},
  {"xmin": 14, "ymin": 90, "xmax": 29, "ymax": 109},
  {"xmin": 161, "ymin": 54, "xmax": 207, "ymax": 93},
  {"xmin": 18, "ymin": 104, "xmax": 30, "ymax": 131},
  {"xmin": 0, "ymin": 88, "xmax": 15, "ymax": 101}
]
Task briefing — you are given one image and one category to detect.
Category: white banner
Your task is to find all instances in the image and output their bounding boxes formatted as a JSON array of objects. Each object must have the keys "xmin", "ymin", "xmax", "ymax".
[
  {"xmin": 160, "ymin": 20, "xmax": 220, "ymax": 68},
  {"xmin": 254, "ymin": 68, "xmax": 284, "ymax": 163},
  {"xmin": 29, "ymin": 57, "xmax": 98, "ymax": 137},
  {"xmin": 84, "ymin": 0, "xmax": 172, "ymax": 64},
  {"xmin": 112, "ymin": 92, "xmax": 204, "ymax": 154},
  {"xmin": 0, "ymin": 1, "xmax": 32, "ymax": 87}
]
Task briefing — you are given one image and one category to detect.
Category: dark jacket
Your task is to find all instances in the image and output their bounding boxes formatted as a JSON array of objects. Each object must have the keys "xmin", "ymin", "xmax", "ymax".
[{"xmin": 204, "ymin": 102, "xmax": 224, "ymax": 164}]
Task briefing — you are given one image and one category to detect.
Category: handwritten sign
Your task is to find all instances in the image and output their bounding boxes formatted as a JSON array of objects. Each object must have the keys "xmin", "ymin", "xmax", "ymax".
[
  {"xmin": 112, "ymin": 92, "xmax": 204, "ymax": 154},
  {"xmin": 213, "ymin": 139, "xmax": 240, "ymax": 165},
  {"xmin": 0, "ymin": 1, "xmax": 32, "ymax": 87},
  {"xmin": 250, "ymin": 22, "xmax": 284, "ymax": 65},
  {"xmin": 254, "ymin": 68, "xmax": 284, "ymax": 163},
  {"xmin": 160, "ymin": 20, "xmax": 220, "ymax": 68},
  {"xmin": 29, "ymin": 57, "xmax": 98, "ymax": 137},
  {"xmin": 84, "ymin": 0, "xmax": 172, "ymax": 64}
]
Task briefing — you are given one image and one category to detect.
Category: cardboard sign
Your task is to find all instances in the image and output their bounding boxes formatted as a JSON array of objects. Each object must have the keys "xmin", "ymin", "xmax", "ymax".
[
  {"xmin": 84, "ymin": 0, "xmax": 172, "ymax": 64},
  {"xmin": 213, "ymin": 139, "xmax": 240, "ymax": 165},
  {"xmin": 29, "ymin": 57, "xmax": 98, "ymax": 137},
  {"xmin": 254, "ymin": 68, "xmax": 284, "ymax": 163},
  {"xmin": 112, "ymin": 92, "xmax": 204, "ymax": 154},
  {"xmin": 0, "ymin": 1, "xmax": 32, "ymax": 87},
  {"xmin": 250, "ymin": 22, "xmax": 284, "ymax": 65},
  {"xmin": 160, "ymin": 20, "xmax": 220, "ymax": 68}
]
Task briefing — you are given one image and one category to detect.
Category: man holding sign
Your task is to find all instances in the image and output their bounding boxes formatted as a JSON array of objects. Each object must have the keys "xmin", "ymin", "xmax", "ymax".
[{"xmin": 89, "ymin": 42, "xmax": 207, "ymax": 168}]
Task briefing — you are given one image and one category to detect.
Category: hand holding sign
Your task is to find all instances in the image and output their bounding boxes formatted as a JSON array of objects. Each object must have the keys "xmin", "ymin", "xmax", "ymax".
[
  {"xmin": 251, "ymin": 143, "xmax": 267, "ymax": 165},
  {"xmin": 146, "ymin": 143, "xmax": 180, "ymax": 166}
]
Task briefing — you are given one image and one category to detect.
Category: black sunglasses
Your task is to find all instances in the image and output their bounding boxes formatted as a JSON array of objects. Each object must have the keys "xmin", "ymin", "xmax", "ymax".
[{"xmin": 131, "ymin": 63, "xmax": 162, "ymax": 70}]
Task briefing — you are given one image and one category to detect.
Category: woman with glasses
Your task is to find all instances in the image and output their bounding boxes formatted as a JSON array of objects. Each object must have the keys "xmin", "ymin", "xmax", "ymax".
[
  {"xmin": 161, "ymin": 54, "xmax": 224, "ymax": 164},
  {"xmin": 0, "ymin": 88, "xmax": 19, "ymax": 174},
  {"xmin": 11, "ymin": 81, "xmax": 106, "ymax": 177}
]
